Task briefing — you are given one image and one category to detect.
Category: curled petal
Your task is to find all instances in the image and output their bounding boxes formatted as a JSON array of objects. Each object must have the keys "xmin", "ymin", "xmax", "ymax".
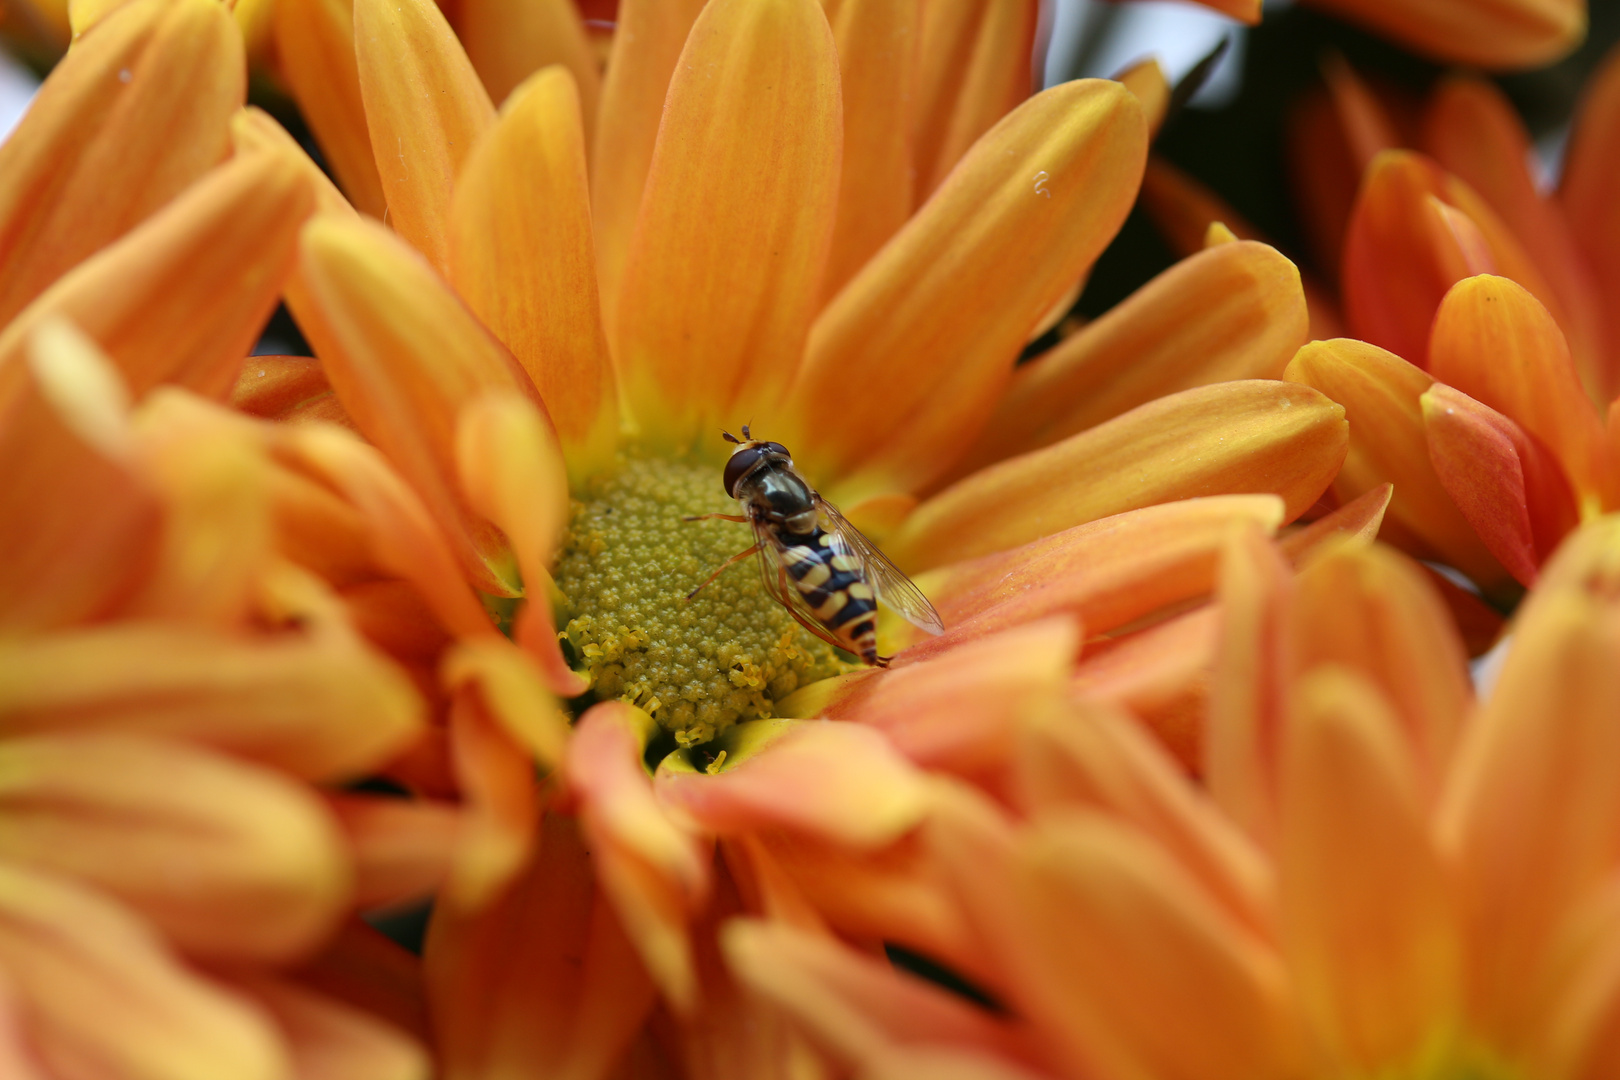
[
  {"xmin": 449, "ymin": 69, "xmax": 617, "ymax": 479},
  {"xmin": 614, "ymin": 0, "xmax": 841, "ymax": 451},
  {"xmin": 793, "ymin": 79, "xmax": 1147, "ymax": 499},
  {"xmin": 353, "ymin": 0, "xmax": 494, "ymax": 272},
  {"xmin": 1278, "ymin": 667, "xmax": 1462, "ymax": 1071},
  {"xmin": 956, "ymin": 241, "xmax": 1309, "ymax": 476},
  {"xmin": 887, "ymin": 382, "xmax": 1343, "ymax": 572},
  {"xmin": 1428, "ymin": 275, "xmax": 1607, "ymax": 515},
  {"xmin": 0, "ymin": 0, "xmax": 243, "ymax": 324},
  {"xmin": 0, "ymin": 863, "xmax": 290, "ymax": 1080}
]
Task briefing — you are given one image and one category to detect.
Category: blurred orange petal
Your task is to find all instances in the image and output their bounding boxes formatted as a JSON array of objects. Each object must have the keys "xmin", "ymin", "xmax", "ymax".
[
  {"xmin": 589, "ymin": 0, "xmax": 707, "ymax": 330},
  {"xmin": 795, "ymin": 79, "xmax": 1147, "ymax": 498},
  {"xmin": 656, "ymin": 719, "xmax": 929, "ymax": 848},
  {"xmin": 614, "ymin": 0, "xmax": 841, "ymax": 450},
  {"xmin": 1320, "ymin": 54, "xmax": 1401, "ymax": 171},
  {"xmin": 1014, "ymin": 698, "xmax": 1275, "ymax": 940},
  {"xmin": 0, "ymin": 619, "xmax": 424, "ymax": 781},
  {"xmin": 1284, "ymin": 337, "xmax": 1512, "ymax": 594},
  {"xmin": 327, "ymin": 794, "xmax": 459, "ymax": 910},
  {"xmin": 0, "ymin": 733, "xmax": 351, "ymax": 962},
  {"xmin": 957, "ymin": 241, "xmax": 1309, "ymax": 476},
  {"xmin": 1561, "ymin": 44, "xmax": 1620, "ymax": 395},
  {"xmin": 0, "ymin": 320, "xmax": 161, "ymax": 633},
  {"xmin": 0, "ymin": 150, "xmax": 313, "ymax": 402},
  {"xmin": 1290, "ymin": 540, "xmax": 1470, "ymax": 798},
  {"xmin": 232, "ymin": 974, "xmax": 429, "ymax": 1080},
  {"xmin": 273, "ymin": 0, "xmax": 387, "ymax": 217},
  {"xmin": 353, "ymin": 0, "xmax": 495, "ymax": 272},
  {"xmin": 1277, "ymin": 482, "xmax": 1393, "ymax": 562},
  {"xmin": 0, "ymin": 863, "xmax": 290, "ymax": 1080},
  {"xmin": 295, "ymin": 922, "xmax": 428, "ymax": 1042},
  {"xmin": 1428, "ymin": 275, "xmax": 1607, "ymax": 515},
  {"xmin": 1423, "ymin": 76, "xmax": 1610, "ymax": 403},
  {"xmin": 230, "ymin": 107, "xmax": 356, "ymax": 219},
  {"xmin": 0, "ymin": 0, "xmax": 242, "ymax": 325},
  {"xmin": 910, "ymin": 0, "xmax": 1036, "ymax": 202},
  {"xmin": 1421, "ymin": 383, "xmax": 1575, "ymax": 585},
  {"xmin": 449, "ymin": 68, "xmax": 617, "ymax": 479},
  {"xmin": 888, "ymin": 382, "xmax": 1343, "ymax": 571},
  {"xmin": 1299, "ymin": 0, "xmax": 1585, "ymax": 69},
  {"xmin": 442, "ymin": 681, "xmax": 539, "ymax": 911},
  {"xmin": 818, "ymin": 0, "xmax": 917, "ymax": 301},
  {"xmin": 442, "ymin": 635, "xmax": 573, "ymax": 767},
  {"xmin": 1116, "ymin": 57, "xmax": 1170, "ymax": 139},
  {"xmin": 454, "ymin": 0, "xmax": 599, "ymax": 128},
  {"xmin": 232, "ymin": 355, "xmax": 333, "ymax": 421},
  {"xmin": 423, "ymin": 808, "xmax": 654, "ymax": 1080},
  {"xmin": 1278, "ymin": 667, "xmax": 1461, "ymax": 1071},
  {"xmin": 294, "ymin": 215, "xmax": 536, "ymax": 596}
]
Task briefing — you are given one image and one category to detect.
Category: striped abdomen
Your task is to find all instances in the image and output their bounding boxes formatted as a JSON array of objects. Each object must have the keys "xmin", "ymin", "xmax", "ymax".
[{"xmin": 778, "ymin": 529, "xmax": 880, "ymax": 664}]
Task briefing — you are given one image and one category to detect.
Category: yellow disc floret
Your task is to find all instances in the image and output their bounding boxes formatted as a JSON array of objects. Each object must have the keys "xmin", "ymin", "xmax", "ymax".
[{"xmin": 554, "ymin": 451, "xmax": 848, "ymax": 747}]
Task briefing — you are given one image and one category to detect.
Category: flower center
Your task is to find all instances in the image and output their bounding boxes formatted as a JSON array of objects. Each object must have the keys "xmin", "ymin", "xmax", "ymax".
[{"xmin": 554, "ymin": 450, "xmax": 849, "ymax": 747}]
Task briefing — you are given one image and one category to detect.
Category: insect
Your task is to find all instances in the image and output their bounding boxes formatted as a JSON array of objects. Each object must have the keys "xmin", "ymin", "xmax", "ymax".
[{"xmin": 685, "ymin": 426, "xmax": 945, "ymax": 667}]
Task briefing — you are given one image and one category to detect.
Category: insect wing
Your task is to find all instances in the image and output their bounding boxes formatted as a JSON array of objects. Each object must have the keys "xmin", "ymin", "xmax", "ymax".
[
  {"xmin": 748, "ymin": 519, "xmax": 854, "ymax": 654},
  {"xmin": 817, "ymin": 498, "xmax": 945, "ymax": 636}
]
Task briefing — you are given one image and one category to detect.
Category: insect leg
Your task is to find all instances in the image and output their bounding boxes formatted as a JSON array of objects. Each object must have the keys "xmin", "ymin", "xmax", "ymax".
[
  {"xmin": 682, "ymin": 513, "xmax": 749, "ymax": 523},
  {"xmin": 686, "ymin": 543, "xmax": 761, "ymax": 600}
]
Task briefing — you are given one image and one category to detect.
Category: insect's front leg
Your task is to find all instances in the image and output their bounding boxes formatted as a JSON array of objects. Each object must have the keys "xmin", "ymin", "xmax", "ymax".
[
  {"xmin": 685, "ymin": 542, "xmax": 762, "ymax": 600},
  {"xmin": 683, "ymin": 513, "xmax": 749, "ymax": 523}
]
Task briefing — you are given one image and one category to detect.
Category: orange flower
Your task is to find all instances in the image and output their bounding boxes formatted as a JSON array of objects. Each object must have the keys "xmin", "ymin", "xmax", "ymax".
[{"xmin": 723, "ymin": 525, "xmax": 1620, "ymax": 1080}]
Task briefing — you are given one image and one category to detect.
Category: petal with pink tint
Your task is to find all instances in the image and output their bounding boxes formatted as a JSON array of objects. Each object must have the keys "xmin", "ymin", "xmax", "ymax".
[
  {"xmin": 1428, "ymin": 275, "xmax": 1607, "ymax": 514},
  {"xmin": 888, "ymin": 380, "xmax": 1336, "ymax": 570},
  {"xmin": 1277, "ymin": 483, "xmax": 1393, "ymax": 562},
  {"xmin": 353, "ymin": 0, "xmax": 494, "ymax": 272},
  {"xmin": 442, "ymin": 681, "xmax": 539, "ymax": 912},
  {"xmin": 423, "ymin": 808, "xmax": 655, "ymax": 1080},
  {"xmin": 793, "ymin": 79, "xmax": 1147, "ymax": 499},
  {"xmin": 613, "ymin": 0, "xmax": 841, "ymax": 451},
  {"xmin": 656, "ymin": 719, "xmax": 929, "ymax": 849},
  {"xmin": 1561, "ymin": 45, "xmax": 1620, "ymax": 398},
  {"xmin": 1278, "ymin": 667, "xmax": 1461, "ymax": 1071}
]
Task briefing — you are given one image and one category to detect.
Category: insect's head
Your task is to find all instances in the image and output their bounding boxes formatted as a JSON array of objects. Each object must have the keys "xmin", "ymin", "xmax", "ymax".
[{"xmin": 720, "ymin": 428, "xmax": 792, "ymax": 498}]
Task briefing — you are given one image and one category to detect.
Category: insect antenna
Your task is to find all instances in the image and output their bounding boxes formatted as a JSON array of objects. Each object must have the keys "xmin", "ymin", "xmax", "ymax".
[
  {"xmin": 741, "ymin": 422, "xmax": 752, "ymax": 440},
  {"xmin": 721, "ymin": 430, "xmax": 740, "ymax": 444}
]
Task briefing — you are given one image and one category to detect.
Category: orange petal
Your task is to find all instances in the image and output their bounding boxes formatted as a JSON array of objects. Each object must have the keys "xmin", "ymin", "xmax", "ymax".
[
  {"xmin": 454, "ymin": 0, "xmax": 599, "ymax": 128},
  {"xmin": 231, "ymin": 974, "xmax": 429, "ymax": 1080},
  {"xmin": 0, "ymin": 733, "xmax": 351, "ymax": 962},
  {"xmin": 1290, "ymin": 539, "xmax": 1471, "ymax": 799},
  {"xmin": 353, "ymin": 0, "xmax": 495, "ymax": 273},
  {"xmin": 453, "ymin": 392, "xmax": 584, "ymax": 694},
  {"xmin": 909, "ymin": 0, "xmax": 1036, "ymax": 202},
  {"xmin": 442, "ymin": 681, "xmax": 539, "ymax": 911},
  {"xmin": 441, "ymin": 635, "xmax": 573, "ymax": 768},
  {"xmin": 273, "ymin": 0, "xmax": 388, "ymax": 217},
  {"xmin": 326, "ymin": 794, "xmax": 458, "ymax": 910},
  {"xmin": 1423, "ymin": 76, "xmax": 1610, "ymax": 404},
  {"xmin": 230, "ymin": 107, "xmax": 357, "ymax": 219},
  {"xmin": 293, "ymin": 215, "xmax": 537, "ymax": 596},
  {"xmin": 1342, "ymin": 150, "xmax": 1559, "ymax": 369},
  {"xmin": 423, "ymin": 808, "xmax": 655, "ymax": 1080},
  {"xmin": 0, "ymin": 0, "xmax": 243, "ymax": 325},
  {"xmin": 1299, "ymin": 0, "xmax": 1584, "ymax": 69},
  {"xmin": 791, "ymin": 79, "xmax": 1147, "ymax": 499},
  {"xmin": 1278, "ymin": 667, "xmax": 1461, "ymax": 1071},
  {"xmin": 1008, "ymin": 810, "xmax": 1302, "ymax": 1080},
  {"xmin": 613, "ymin": 0, "xmax": 841, "ymax": 452},
  {"xmin": 721, "ymin": 918, "xmax": 1028, "ymax": 1067},
  {"xmin": 1284, "ymin": 337, "xmax": 1513, "ymax": 595},
  {"xmin": 886, "ymin": 381, "xmax": 1344, "ymax": 572},
  {"xmin": 0, "ymin": 619, "xmax": 425, "ymax": 781},
  {"xmin": 1205, "ymin": 524, "xmax": 1294, "ymax": 851},
  {"xmin": 1277, "ymin": 482, "xmax": 1393, "ymax": 562},
  {"xmin": 1561, "ymin": 44, "xmax": 1620, "ymax": 403},
  {"xmin": 1014, "ymin": 697, "xmax": 1275, "ymax": 941},
  {"xmin": 1139, "ymin": 156, "xmax": 1263, "ymax": 257},
  {"xmin": 232, "ymin": 355, "xmax": 333, "ymax": 421},
  {"xmin": 294, "ymin": 922, "xmax": 428, "ymax": 1042},
  {"xmin": 0, "ymin": 150, "xmax": 313, "ymax": 402},
  {"xmin": 588, "ymin": 0, "xmax": 707, "ymax": 330},
  {"xmin": 0, "ymin": 863, "xmax": 291, "ymax": 1080},
  {"xmin": 899, "ymin": 496, "xmax": 1283, "ymax": 659},
  {"xmin": 1421, "ymin": 382, "xmax": 1578, "ymax": 585},
  {"xmin": 0, "ymin": 319, "xmax": 162, "ymax": 633},
  {"xmin": 1428, "ymin": 275, "xmax": 1607, "ymax": 515},
  {"xmin": 1285, "ymin": 88, "xmax": 1359, "ymax": 284},
  {"xmin": 1438, "ymin": 581, "xmax": 1620, "ymax": 1041},
  {"xmin": 1320, "ymin": 54, "xmax": 1402, "ymax": 171},
  {"xmin": 449, "ymin": 68, "xmax": 617, "ymax": 480},
  {"xmin": 818, "ymin": 0, "xmax": 918, "ymax": 300},
  {"xmin": 953, "ymin": 241, "xmax": 1309, "ymax": 477},
  {"xmin": 816, "ymin": 617, "xmax": 1078, "ymax": 780},
  {"xmin": 655, "ymin": 719, "xmax": 929, "ymax": 848},
  {"xmin": 1116, "ymin": 57, "xmax": 1170, "ymax": 139}
]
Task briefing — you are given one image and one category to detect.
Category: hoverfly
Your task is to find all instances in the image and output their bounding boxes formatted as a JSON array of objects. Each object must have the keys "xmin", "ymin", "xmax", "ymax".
[{"xmin": 685, "ymin": 426, "xmax": 945, "ymax": 667}]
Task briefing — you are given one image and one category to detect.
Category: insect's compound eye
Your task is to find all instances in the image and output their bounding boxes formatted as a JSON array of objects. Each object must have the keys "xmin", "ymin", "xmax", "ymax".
[
  {"xmin": 723, "ymin": 445, "xmax": 767, "ymax": 497},
  {"xmin": 760, "ymin": 442, "xmax": 791, "ymax": 458}
]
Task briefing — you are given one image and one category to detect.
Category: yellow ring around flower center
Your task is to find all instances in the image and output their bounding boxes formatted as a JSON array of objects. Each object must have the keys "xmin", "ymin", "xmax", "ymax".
[{"xmin": 554, "ymin": 451, "xmax": 850, "ymax": 747}]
